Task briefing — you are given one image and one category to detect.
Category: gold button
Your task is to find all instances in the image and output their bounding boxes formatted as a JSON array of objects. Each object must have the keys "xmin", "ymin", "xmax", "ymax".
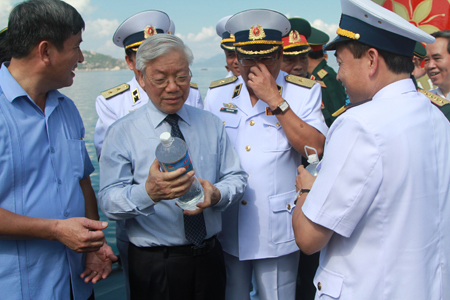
[
  {"xmin": 245, "ymin": 146, "xmax": 251, "ymax": 151},
  {"xmin": 241, "ymin": 200, "xmax": 247, "ymax": 205},
  {"xmin": 287, "ymin": 204, "xmax": 291, "ymax": 210},
  {"xmin": 276, "ymin": 122, "xmax": 281, "ymax": 127},
  {"xmin": 250, "ymin": 120, "xmax": 255, "ymax": 126},
  {"xmin": 318, "ymin": 282, "xmax": 322, "ymax": 291},
  {"xmin": 223, "ymin": 121, "xmax": 226, "ymax": 125}
]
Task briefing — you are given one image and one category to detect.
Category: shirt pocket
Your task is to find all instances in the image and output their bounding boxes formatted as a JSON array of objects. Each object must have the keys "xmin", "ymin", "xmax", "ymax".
[
  {"xmin": 314, "ymin": 266, "xmax": 344, "ymax": 299},
  {"xmin": 269, "ymin": 190, "xmax": 297, "ymax": 244},
  {"xmin": 261, "ymin": 119, "xmax": 291, "ymax": 152},
  {"xmin": 66, "ymin": 139, "xmax": 86, "ymax": 180},
  {"xmin": 221, "ymin": 114, "xmax": 241, "ymax": 145}
]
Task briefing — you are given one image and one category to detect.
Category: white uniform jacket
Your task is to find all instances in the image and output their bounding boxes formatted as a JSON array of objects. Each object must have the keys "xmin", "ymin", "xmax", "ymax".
[
  {"xmin": 94, "ymin": 76, "xmax": 203, "ymax": 156},
  {"xmin": 205, "ymin": 71, "xmax": 328, "ymax": 260},
  {"xmin": 303, "ymin": 79, "xmax": 450, "ymax": 299}
]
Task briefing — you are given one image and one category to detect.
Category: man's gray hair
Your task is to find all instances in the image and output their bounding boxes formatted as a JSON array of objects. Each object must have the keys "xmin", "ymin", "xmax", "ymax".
[{"xmin": 135, "ymin": 34, "xmax": 193, "ymax": 72}]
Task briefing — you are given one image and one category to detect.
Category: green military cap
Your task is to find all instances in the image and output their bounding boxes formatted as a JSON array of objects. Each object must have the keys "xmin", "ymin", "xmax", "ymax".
[
  {"xmin": 414, "ymin": 42, "xmax": 426, "ymax": 59},
  {"xmin": 308, "ymin": 27, "xmax": 330, "ymax": 52},
  {"xmin": 282, "ymin": 18, "xmax": 312, "ymax": 55}
]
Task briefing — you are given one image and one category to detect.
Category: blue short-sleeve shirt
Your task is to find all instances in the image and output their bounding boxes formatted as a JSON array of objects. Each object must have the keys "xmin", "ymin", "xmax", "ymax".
[{"xmin": 0, "ymin": 63, "xmax": 95, "ymax": 300}]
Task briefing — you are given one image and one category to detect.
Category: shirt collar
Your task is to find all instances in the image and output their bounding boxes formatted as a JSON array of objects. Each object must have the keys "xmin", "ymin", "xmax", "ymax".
[
  {"xmin": 373, "ymin": 78, "xmax": 416, "ymax": 101},
  {"xmin": 0, "ymin": 62, "xmax": 64, "ymax": 107},
  {"xmin": 145, "ymin": 98, "xmax": 192, "ymax": 129}
]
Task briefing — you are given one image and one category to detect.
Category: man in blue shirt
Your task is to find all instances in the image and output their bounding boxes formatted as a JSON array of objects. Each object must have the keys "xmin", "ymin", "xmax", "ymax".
[
  {"xmin": 0, "ymin": 1, "xmax": 116, "ymax": 299},
  {"xmin": 98, "ymin": 34, "xmax": 247, "ymax": 300}
]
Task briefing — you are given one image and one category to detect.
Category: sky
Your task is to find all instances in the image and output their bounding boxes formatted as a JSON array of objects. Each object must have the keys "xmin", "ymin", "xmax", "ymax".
[{"xmin": 0, "ymin": 0, "xmax": 343, "ymax": 62}]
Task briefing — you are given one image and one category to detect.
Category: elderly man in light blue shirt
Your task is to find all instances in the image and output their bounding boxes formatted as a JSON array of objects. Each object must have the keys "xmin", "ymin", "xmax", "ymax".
[{"xmin": 98, "ymin": 34, "xmax": 247, "ymax": 299}]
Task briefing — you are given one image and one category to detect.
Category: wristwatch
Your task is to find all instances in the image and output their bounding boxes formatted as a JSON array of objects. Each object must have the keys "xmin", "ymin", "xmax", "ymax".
[{"xmin": 272, "ymin": 100, "xmax": 290, "ymax": 115}]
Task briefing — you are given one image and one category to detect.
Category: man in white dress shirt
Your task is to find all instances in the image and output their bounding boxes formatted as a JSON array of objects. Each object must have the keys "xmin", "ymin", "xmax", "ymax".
[{"xmin": 293, "ymin": 0, "xmax": 450, "ymax": 299}]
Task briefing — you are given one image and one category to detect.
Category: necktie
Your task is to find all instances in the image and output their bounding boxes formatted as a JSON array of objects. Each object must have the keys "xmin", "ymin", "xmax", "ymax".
[{"xmin": 165, "ymin": 114, "xmax": 207, "ymax": 248}]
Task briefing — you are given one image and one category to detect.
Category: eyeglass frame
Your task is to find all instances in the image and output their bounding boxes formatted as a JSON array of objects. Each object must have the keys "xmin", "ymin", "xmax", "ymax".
[
  {"xmin": 143, "ymin": 69, "xmax": 192, "ymax": 89},
  {"xmin": 238, "ymin": 53, "xmax": 280, "ymax": 67}
]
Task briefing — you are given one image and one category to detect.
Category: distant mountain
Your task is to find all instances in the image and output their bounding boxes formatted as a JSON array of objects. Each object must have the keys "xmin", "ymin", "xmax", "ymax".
[
  {"xmin": 78, "ymin": 51, "xmax": 127, "ymax": 71},
  {"xmin": 193, "ymin": 54, "xmax": 225, "ymax": 69}
]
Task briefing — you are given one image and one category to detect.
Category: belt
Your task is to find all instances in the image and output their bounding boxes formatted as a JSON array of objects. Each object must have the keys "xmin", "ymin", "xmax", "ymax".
[{"xmin": 141, "ymin": 236, "xmax": 216, "ymax": 257}]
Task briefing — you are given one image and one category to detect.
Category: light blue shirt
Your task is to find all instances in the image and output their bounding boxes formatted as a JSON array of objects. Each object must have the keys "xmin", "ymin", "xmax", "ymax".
[
  {"xmin": 98, "ymin": 100, "xmax": 247, "ymax": 247},
  {"xmin": 0, "ymin": 63, "xmax": 95, "ymax": 300}
]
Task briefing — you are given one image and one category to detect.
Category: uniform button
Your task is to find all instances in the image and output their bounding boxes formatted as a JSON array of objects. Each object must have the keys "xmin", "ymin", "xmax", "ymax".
[
  {"xmin": 249, "ymin": 120, "xmax": 255, "ymax": 126},
  {"xmin": 223, "ymin": 121, "xmax": 226, "ymax": 125},
  {"xmin": 57, "ymin": 179, "xmax": 62, "ymax": 184},
  {"xmin": 241, "ymin": 200, "xmax": 247, "ymax": 205},
  {"xmin": 318, "ymin": 282, "xmax": 322, "ymax": 291},
  {"xmin": 287, "ymin": 204, "xmax": 291, "ymax": 210},
  {"xmin": 245, "ymin": 146, "xmax": 251, "ymax": 151},
  {"xmin": 64, "ymin": 211, "xmax": 68, "ymax": 217},
  {"xmin": 276, "ymin": 122, "xmax": 281, "ymax": 127},
  {"xmin": 50, "ymin": 147, "xmax": 55, "ymax": 153}
]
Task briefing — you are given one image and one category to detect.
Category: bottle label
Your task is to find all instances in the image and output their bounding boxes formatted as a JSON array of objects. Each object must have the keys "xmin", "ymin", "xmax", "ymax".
[{"xmin": 159, "ymin": 150, "xmax": 194, "ymax": 173}]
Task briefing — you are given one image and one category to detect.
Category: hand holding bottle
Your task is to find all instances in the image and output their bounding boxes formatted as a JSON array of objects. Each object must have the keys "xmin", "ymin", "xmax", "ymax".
[{"xmin": 145, "ymin": 158, "xmax": 196, "ymax": 203}]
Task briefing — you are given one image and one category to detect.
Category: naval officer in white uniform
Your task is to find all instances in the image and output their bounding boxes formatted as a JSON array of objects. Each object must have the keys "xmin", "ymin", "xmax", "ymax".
[
  {"xmin": 205, "ymin": 9, "xmax": 328, "ymax": 300},
  {"xmin": 293, "ymin": 0, "xmax": 450, "ymax": 299},
  {"xmin": 216, "ymin": 15, "xmax": 240, "ymax": 78},
  {"xmin": 94, "ymin": 11, "xmax": 203, "ymax": 158},
  {"xmin": 93, "ymin": 11, "xmax": 202, "ymax": 300}
]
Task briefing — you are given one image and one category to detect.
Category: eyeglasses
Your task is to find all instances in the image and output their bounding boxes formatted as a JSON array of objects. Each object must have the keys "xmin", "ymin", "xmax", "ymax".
[
  {"xmin": 144, "ymin": 69, "xmax": 192, "ymax": 89},
  {"xmin": 238, "ymin": 55, "xmax": 278, "ymax": 67}
]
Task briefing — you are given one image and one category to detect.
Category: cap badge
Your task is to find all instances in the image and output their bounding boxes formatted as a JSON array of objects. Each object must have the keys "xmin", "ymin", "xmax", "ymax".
[
  {"xmin": 249, "ymin": 24, "xmax": 266, "ymax": 41},
  {"xmin": 289, "ymin": 30, "xmax": 301, "ymax": 43},
  {"xmin": 144, "ymin": 25, "xmax": 157, "ymax": 39}
]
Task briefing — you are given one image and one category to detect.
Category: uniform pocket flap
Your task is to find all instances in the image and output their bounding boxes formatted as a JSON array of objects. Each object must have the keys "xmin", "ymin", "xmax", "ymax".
[
  {"xmin": 221, "ymin": 114, "xmax": 241, "ymax": 129},
  {"xmin": 269, "ymin": 190, "xmax": 297, "ymax": 213},
  {"xmin": 314, "ymin": 266, "xmax": 344, "ymax": 298}
]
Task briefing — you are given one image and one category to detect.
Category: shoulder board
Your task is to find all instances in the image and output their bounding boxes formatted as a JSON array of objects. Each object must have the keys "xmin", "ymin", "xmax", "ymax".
[
  {"xmin": 332, "ymin": 105, "xmax": 347, "ymax": 117},
  {"xmin": 101, "ymin": 83, "xmax": 130, "ymax": 100},
  {"xmin": 418, "ymin": 89, "xmax": 450, "ymax": 107},
  {"xmin": 285, "ymin": 75, "xmax": 315, "ymax": 89},
  {"xmin": 316, "ymin": 80, "xmax": 327, "ymax": 88},
  {"xmin": 209, "ymin": 76, "xmax": 238, "ymax": 89},
  {"xmin": 190, "ymin": 82, "xmax": 198, "ymax": 89},
  {"xmin": 317, "ymin": 69, "xmax": 328, "ymax": 79}
]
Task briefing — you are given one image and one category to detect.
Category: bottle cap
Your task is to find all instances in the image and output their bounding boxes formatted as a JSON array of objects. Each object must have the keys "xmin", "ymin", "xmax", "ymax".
[
  {"xmin": 307, "ymin": 154, "xmax": 319, "ymax": 164},
  {"xmin": 160, "ymin": 132, "xmax": 172, "ymax": 145}
]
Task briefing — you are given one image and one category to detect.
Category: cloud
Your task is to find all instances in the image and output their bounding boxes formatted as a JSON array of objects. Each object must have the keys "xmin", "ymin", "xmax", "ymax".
[
  {"xmin": 310, "ymin": 19, "xmax": 339, "ymax": 40},
  {"xmin": 85, "ymin": 19, "xmax": 120, "ymax": 39},
  {"xmin": 64, "ymin": 0, "xmax": 95, "ymax": 14},
  {"xmin": 184, "ymin": 26, "xmax": 216, "ymax": 42}
]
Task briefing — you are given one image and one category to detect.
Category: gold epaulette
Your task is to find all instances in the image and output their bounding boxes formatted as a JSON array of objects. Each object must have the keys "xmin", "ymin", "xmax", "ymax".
[
  {"xmin": 190, "ymin": 82, "xmax": 199, "ymax": 89},
  {"xmin": 316, "ymin": 80, "xmax": 327, "ymax": 88},
  {"xmin": 101, "ymin": 83, "xmax": 130, "ymax": 100},
  {"xmin": 285, "ymin": 75, "xmax": 315, "ymax": 89},
  {"xmin": 209, "ymin": 76, "xmax": 238, "ymax": 89},
  {"xmin": 332, "ymin": 105, "xmax": 347, "ymax": 117},
  {"xmin": 317, "ymin": 69, "xmax": 328, "ymax": 79},
  {"xmin": 418, "ymin": 89, "xmax": 450, "ymax": 107}
]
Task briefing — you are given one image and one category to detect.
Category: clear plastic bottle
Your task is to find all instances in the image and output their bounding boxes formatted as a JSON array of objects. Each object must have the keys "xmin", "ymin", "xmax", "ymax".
[
  {"xmin": 155, "ymin": 132, "xmax": 204, "ymax": 210},
  {"xmin": 304, "ymin": 146, "xmax": 320, "ymax": 177}
]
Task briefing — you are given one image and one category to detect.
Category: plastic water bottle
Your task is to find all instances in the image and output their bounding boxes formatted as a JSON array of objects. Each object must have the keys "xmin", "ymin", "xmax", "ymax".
[
  {"xmin": 304, "ymin": 146, "xmax": 319, "ymax": 177},
  {"xmin": 155, "ymin": 132, "xmax": 204, "ymax": 210}
]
